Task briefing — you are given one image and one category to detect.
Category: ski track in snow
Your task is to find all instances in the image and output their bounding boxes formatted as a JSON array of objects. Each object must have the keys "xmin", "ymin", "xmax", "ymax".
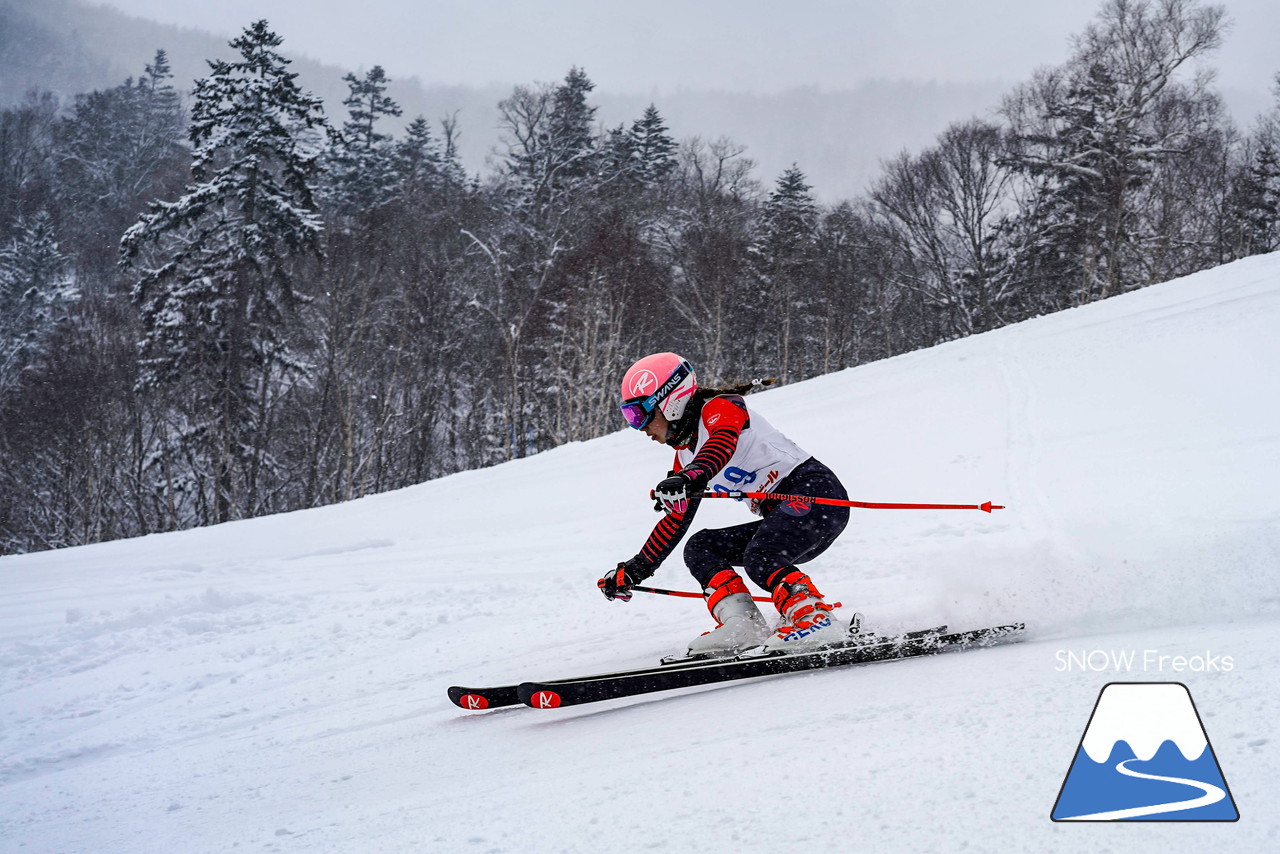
[{"xmin": 2, "ymin": 254, "xmax": 1280, "ymax": 852}]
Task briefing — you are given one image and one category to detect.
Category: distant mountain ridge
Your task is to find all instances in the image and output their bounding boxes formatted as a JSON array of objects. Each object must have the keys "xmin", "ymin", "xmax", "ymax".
[{"xmin": 0, "ymin": 0, "xmax": 1009, "ymax": 199}]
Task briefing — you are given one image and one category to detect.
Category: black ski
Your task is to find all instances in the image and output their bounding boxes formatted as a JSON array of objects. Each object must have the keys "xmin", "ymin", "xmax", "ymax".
[
  {"xmin": 448, "ymin": 684, "xmax": 521, "ymax": 711},
  {"xmin": 447, "ymin": 641, "xmax": 783, "ymax": 711},
  {"xmin": 447, "ymin": 624, "xmax": 946, "ymax": 711},
  {"xmin": 516, "ymin": 623, "xmax": 1024, "ymax": 709}
]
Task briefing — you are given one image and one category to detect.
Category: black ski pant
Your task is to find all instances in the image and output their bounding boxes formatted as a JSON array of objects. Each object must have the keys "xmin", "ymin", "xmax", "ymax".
[{"xmin": 682, "ymin": 457, "xmax": 850, "ymax": 595}]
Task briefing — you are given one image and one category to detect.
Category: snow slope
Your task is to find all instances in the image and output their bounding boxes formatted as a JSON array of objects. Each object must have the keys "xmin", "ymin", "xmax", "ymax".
[{"xmin": 2, "ymin": 254, "xmax": 1279, "ymax": 852}]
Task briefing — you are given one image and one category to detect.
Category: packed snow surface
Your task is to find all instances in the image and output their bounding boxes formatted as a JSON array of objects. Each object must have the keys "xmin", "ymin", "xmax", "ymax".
[{"xmin": 3, "ymin": 254, "xmax": 1279, "ymax": 852}]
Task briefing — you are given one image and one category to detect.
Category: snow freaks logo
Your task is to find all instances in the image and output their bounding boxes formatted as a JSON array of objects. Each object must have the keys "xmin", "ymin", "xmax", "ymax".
[
  {"xmin": 1054, "ymin": 648, "xmax": 1234, "ymax": 672},
  {"xmin": 1051, "ymin": 682, "xmax": 1239, "ymax": 822}
]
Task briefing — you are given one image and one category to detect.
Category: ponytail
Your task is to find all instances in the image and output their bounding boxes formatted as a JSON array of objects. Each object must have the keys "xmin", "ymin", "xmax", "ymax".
[{"xmin": 696, "ymin": 376, "xmax": 778, "ymax": 399}]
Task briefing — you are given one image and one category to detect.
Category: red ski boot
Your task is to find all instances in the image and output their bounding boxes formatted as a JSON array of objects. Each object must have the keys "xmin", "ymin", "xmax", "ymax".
[
  {"xmin": 684, "ymin": 569, "xmax": 769, "ymax": 658},
  {"xmin": 761, "ymin": 568, "xmax": 847, "ymax": 653}
]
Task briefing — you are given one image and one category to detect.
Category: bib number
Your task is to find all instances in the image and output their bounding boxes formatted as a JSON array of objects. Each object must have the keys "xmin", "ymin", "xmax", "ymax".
[{"xmin": 714, "ymin": 466, "xmax": 756, "ymax": 499}]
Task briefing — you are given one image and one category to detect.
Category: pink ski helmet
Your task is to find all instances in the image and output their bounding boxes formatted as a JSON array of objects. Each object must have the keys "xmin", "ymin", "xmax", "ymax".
[{"xmin": 619, "ymin": 353, "xmax": 698, "ymax": 429}]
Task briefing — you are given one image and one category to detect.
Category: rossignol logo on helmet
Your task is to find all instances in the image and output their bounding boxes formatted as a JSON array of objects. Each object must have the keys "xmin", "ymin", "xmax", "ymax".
[{"xmin": 629, "ymin": 369, "xmax": 658, "ymax": 397}]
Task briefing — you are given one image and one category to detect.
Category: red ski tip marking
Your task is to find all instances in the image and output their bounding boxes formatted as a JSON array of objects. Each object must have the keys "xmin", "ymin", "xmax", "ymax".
[
  {"xmin": 980, "ymin": 502, "xmax": 1006, "ymax": 513},
  {"xmin": 531, "ymin": 690, "xmax": 562, "ymax": 709},
  {"xmin": 458, "ymin": 694, "xmax": 489, "ymax": 710}
]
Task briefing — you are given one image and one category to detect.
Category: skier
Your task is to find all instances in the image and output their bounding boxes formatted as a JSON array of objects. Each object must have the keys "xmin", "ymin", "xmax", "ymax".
[{"xmin": 599, "ymin": 352, "xmax": 853, "ymax": 657}]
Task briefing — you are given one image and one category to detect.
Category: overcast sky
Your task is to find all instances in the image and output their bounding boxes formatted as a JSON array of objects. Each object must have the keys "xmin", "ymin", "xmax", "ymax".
[{"xmin": 93, "ymin": 0, "xmax": 1278, "ymax": 97}]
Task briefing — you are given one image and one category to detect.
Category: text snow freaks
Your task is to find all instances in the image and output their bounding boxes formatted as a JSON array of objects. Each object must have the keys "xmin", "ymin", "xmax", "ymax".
[{"xmin": 1055, "ymin": 649, "xmax": 1234, "ymax": 673}]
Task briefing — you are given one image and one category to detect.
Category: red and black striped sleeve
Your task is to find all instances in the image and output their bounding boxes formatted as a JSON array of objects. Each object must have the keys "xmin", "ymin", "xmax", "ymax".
[
  {"xmin": 680, "ymin": 396, "xmax": 748, "ymax": 486},
  {"xmin": 632, "ymin": 397, "xmax": 750, "ymax": 570},
  {"xmin": 635, "ymin": 491, "xmax": 701, "ymax": 569}
]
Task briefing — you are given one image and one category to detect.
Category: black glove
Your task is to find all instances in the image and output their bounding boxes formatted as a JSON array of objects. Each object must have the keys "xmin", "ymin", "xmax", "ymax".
[
  {"xmin": 652, "ymin": 469, "xmax": 679, "ymax": 511},
  {"xmin": 653, "ymin": 468, "xmax": 707, "ymax": 515},
  {"xmin": 598, "ymin": 557, "xmax": 654, "ymax": 601}
]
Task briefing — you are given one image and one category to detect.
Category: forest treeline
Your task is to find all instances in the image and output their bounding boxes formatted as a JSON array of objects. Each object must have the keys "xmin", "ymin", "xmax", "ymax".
[{"xmin": 1, "ymin": 0, "xmax": 1277, "ymax": 553}]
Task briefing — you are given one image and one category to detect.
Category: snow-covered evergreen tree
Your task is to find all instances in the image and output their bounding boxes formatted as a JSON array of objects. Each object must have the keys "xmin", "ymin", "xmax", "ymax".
[
  {"xmin": 760, "ymin": 166, "xmax": 819, "ymax": 249},
  {"xmin": 326, "ymin": 65, "xmax": 402, "ymax": 216},
  {"xmin": 387, "ymin": 114, "xmax": 468, "ymax": 199},
  {"xmin": 483, "ymin": 67, "xmax": 611, "ymax": 457},
  {"xmin": 602, "ymin": 104, "xmax": 677, "ymax": 188},
  {"xmin": 54, "ymin": 50, "xmax": 187, "ymax": 291},
  {"xmin": 752, "ymin": 166, "xmax": 820, "ymax": 381},
  {"xmin": 548, "ymin": 67, "xmax": 597, "ymax": 182},
  {"xmin": 0, "ymin": 93, "xmax": 58, "ymax": 234},
  {"xmin": 1001, "ymin": 0, "xmax": 1225, "ymax": 307},
  {"xmin": 1225, "ymin": 137, "xmax": 1280, "ymax": 257},
  {"xmin": 1009, "ymin": 62, "xmax": 1150, "ymax": 304},
  {"xmin": 0, "ymin": 211, "xmax": 78, "ymax": 397},
  {"xmin": 120, "ymin": 20, "xmax": 328, "ymax": 523},
  {"xmin": 395, "ymin": 117, "xmax": 443, "ymax": 191},
  {"xmin": 627, "ymin": 105, "xmax": 677, "ymax": 185},
  {"xmin": 500, "ymin": 67, "xmax": 600, "ymax": 210}
]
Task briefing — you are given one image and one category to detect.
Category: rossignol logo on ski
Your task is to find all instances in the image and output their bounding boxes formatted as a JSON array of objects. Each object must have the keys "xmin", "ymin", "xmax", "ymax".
[
  {"xmin": 530, "ymin": 690, "xmax": 561, "ymax": 709},
  {"xmin": 458, "ymin": 694, "xmax": 489, "ymax": 710},
  {"xmin": 1051, "ymin": 682, "xmax": 1239, "ymax": 821}
]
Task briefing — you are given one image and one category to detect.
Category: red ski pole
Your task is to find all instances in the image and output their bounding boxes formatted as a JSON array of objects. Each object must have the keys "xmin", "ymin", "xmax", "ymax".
[
  {"xmin": 632, "ymin": 585, "xmax": 771, "ymax": 603},
  {"xmin": 698, "ymin": 491, "xmax": 1006, "ymax": 513}
]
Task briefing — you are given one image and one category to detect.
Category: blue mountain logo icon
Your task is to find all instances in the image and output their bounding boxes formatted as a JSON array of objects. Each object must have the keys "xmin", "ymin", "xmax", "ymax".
[{"xmin": 1052, "ymin": 682, "xmax": 1239, "ymax": 821}]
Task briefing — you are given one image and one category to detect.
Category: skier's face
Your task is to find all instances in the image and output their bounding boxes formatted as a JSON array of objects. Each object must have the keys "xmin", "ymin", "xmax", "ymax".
[{"xmin": 643, "ymin": 411, "xmax": 670, "ymax": 443}]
